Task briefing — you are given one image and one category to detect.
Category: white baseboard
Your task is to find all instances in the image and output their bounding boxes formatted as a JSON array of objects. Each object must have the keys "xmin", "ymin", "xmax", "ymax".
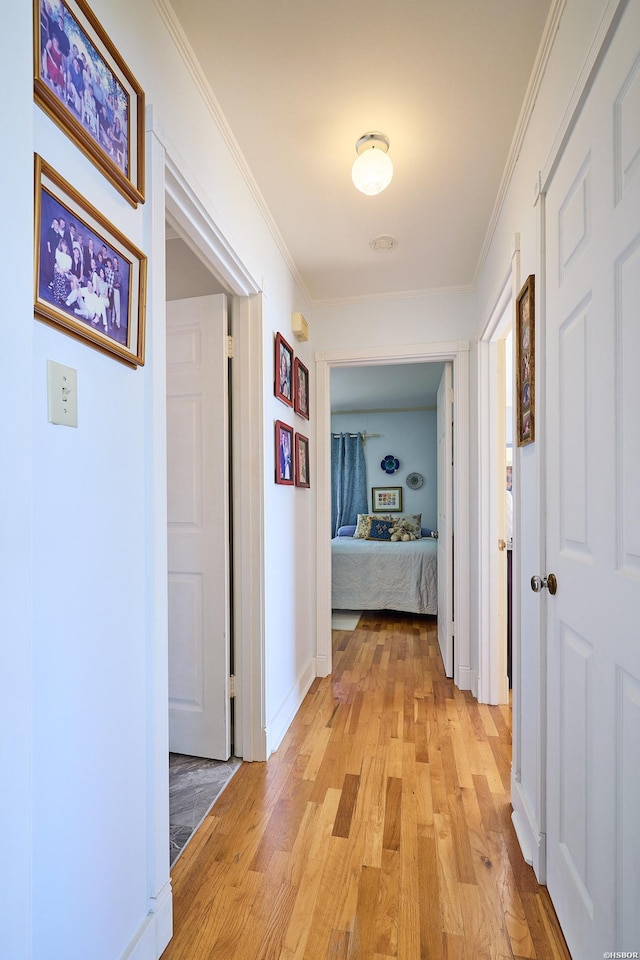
[
  {"xmin": 315, "ymin": 652, "xmax": 330, "ymax": 678},
  {"xmin": 119, "ymin": 880, "xmax": 173, "ymax": 960},
  {"xmin": 511, "ymin": 777, "xmax": 546, "ymax": 883},
  {"xmin": 456, "ymin": 664, "xmax": 474, "ymax": 692},
  {"xmin": 267, "ymin": 658, "xmax": 316, "ymax": 755}
]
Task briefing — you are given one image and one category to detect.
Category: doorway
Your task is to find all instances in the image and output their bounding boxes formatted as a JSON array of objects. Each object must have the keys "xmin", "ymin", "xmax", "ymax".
[
  {"xmin": 329, "ymin": 361, "xmax": 448, "ymax": 650},
  {"xmin": 478, "ymin": 251, "xmax": 518, "ymax": 706},
  {"xmin": 316, "ymin": 341, "xmax": 471, "ymax": 689},
  {"xmin": 165, "ymin": 223, "xmax": 238, "ymax": 862}
]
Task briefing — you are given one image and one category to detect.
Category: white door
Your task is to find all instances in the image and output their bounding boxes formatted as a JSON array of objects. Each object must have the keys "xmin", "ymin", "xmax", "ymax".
[
  {"xmin": 167, "ymin": 294, "xmax": 231, "ymax": 760},
  {"xmin": 543, "ymin": 4, "xmax": 640, "ymax": 955},
  {"xmin": 437, "ymin": 363, "xmax": 453, "ymax": 675}
]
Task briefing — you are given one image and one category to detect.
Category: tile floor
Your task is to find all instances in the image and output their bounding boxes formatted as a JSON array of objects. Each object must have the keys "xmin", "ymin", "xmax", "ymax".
[{"xmin": 169, "ymin": 753, "xmax": 242, "ymax": 864}]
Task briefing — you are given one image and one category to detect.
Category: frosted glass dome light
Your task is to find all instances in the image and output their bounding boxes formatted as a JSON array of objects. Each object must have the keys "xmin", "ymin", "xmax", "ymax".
[{"xmin": 351, "ymin": 133, "xmax": 393, "ymax": 196}]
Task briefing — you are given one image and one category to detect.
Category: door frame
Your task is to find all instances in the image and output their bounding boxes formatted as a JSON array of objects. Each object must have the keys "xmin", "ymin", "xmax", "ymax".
[
  {"xmin": 163, "ymin": 155, "xmax": 266, "ymax": 762},
  {"xmin": 144, "ymin": 129, "xmax": 267, "ymax": 947},
  {"xmin": 477, "ymin": 242, "xmax": 520, "ymax": 706},
  {"xmin": 315, "ymin": 341, "xmax": 471, "ymax": 688}
]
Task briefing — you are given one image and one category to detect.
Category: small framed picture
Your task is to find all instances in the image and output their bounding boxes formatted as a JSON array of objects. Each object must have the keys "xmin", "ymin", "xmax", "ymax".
[
  {"xmin": 274, "ymin": 332, "xmax": 294, "ymax": 407},
  {"xmin": 372, "ymin": 486, "xmax": 403, "ymax": 512},
  {"xmin": 516, "ymin": 274, "xmax": 535, "ymax": 446},
  {"xmin": 34, "ymin": 154, "xmax": 147, "ymax": 367},
  {"xmin": 34, "ymin": 0, "xmax": 145, "ymax": 206},
  {"xmin": 293, "ymin": 357, "xmax": 309, "ymax": 419},
  {"xmin": 295, "ymin": 433, "xmax": 310, "ymax": 488},
  {"xmin": 275, "ymin": 420, "xmax": 294, "ymax": 485}
]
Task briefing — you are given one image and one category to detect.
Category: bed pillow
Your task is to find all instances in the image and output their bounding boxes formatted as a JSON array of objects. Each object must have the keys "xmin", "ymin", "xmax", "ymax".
[
  {"xmin": 353, "ymin": 513, "xmax": 389, "ymax": 539},
  {"xmin": 336, "ymin": 524, "xmax": 357, "ymax": 537},
  {"xmin": 421, "ymin": 527, "xmax": 438, "ymax": 539},
  {"xmin": 365, "ymin": 518, "xmax": 395, "ymax": 541}
]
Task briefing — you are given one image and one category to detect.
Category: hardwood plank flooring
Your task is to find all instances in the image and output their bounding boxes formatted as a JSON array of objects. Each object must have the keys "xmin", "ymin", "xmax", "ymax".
[{"xmin": 162, "ymin": 612, "xmax": 571, "ymax": 960}]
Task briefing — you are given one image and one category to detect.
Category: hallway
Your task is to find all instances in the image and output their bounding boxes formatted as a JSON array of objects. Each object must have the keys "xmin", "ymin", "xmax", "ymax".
[{"xmin": 162, "ymin": 612, "xmax": 570, "ymax": 959}]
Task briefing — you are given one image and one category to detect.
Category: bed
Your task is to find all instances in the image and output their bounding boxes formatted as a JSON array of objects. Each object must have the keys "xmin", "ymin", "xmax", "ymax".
[{"xmin": 331, "ymin": 523, "xmax": 438, "ymax": 615}]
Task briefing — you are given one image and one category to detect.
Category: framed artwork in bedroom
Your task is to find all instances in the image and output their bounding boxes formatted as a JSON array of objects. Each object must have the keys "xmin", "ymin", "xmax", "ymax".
[{"xmin": 372, "ymin": 486, "xmax": 403, "ymax": 513}]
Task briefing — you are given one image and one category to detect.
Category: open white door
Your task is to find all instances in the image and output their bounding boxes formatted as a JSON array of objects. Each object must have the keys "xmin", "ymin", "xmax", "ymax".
[
  {"xmin": 437, "ymin": 362, "xmax": 453, "ymax": 675},
  {"xmin": 543, "ymin": 5, "xmax": 640, "ymax": 954},
  {"xmin": 167, "ymin": 293, "xmax": 231, "ymax": 760}
]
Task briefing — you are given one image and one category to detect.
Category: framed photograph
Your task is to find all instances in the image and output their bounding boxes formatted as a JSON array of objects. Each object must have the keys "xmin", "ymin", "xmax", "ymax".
[
  {"xmin": 293, "ymin": 357, "xmax": 309, "ymax": 419},
  {"xmin": 275, "ymin": 420, "xmax": 294, "ymax": 485},
  {"xmin": 34, "ymin": 0, "xmax": 145, "ymax": 207},
  {"xmin": 34, "ymin": 154, "xmax": 147, "ymax": 367},
  {"xmin": 372, "ymin": 486, "xmax": 403, "ymax": 513},
  {"xmin": 516, "ymin": 274, "xmax": 535, "ymax": 446},
  {"xmin": 295, "ymin": 433, "xmax": 310, "ymax": 488},
  {"xmin": 275, "ymin": 332, "xmax": 294, "ymax": 407}
]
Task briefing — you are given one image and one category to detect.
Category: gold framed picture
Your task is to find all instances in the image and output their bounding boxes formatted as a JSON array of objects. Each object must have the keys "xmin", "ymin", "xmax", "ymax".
[
  {"xmin": 34, "ymin": 0, "xmax": 145, "ymax": 206},
  {"xmin": 34, "ymin": 154, "xmax": 147, "ymax": 367}
]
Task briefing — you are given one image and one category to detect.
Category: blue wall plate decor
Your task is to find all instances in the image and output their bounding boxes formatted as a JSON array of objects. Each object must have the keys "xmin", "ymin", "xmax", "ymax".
[{"xmin": 381, "ymin": 454, "xmax": 400, "ymax": 474}]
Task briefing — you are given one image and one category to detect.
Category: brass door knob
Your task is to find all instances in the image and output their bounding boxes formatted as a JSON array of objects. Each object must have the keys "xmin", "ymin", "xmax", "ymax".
[{"xmin": 531, "ymin": 574, "xmax": 558, "ymax": 595}]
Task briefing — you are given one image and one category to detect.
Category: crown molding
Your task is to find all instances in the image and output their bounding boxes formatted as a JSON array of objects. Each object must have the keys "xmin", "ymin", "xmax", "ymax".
[
  {"xmin": 473, "ymin": 0, "xmax": 566, "ymax": 285},
  {"xmin": 152, "ymin": 0, "xmax": 312, "ymax": 302}
]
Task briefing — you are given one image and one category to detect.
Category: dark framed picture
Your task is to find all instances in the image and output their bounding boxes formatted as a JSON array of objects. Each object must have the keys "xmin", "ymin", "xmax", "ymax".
[
  {"xmin": 275, "ymin": 420, "xmax": 294, "ymax": 485},
  {"xmin": 34, "ymin": 154, "xmax": 147, "ymax": 367},
  {"xmin": 372, "ymin": 486, "xmax": 403, "ymax": 512},
  {"xmin": 295, "ymin": 433, "xmax": 310, "ymax": 488},
  {"xmin": 516, "ymin": 274, "xmax": 535, "ymax": 446},
  {"xmin": 293, "ymin": 357, "xmax": 309, "ymax": 419},
  {"xmin": 34, "ymin": 0, "xmax": 145, "ymax": 206},
  {"xmin": 274, "ymin": 332, "xmax": 294, "ymax": 407}
]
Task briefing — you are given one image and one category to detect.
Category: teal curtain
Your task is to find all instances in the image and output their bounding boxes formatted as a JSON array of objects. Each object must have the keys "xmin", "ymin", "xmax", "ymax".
[{"xmin": 331, "ymin": 433, "xmax": 367, "ymax": 536}]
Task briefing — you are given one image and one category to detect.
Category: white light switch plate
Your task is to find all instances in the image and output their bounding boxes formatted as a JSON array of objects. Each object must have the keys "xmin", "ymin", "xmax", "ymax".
[{"xmin": 47, "ymin": 360, "xmax": 78, "ymax": 427}]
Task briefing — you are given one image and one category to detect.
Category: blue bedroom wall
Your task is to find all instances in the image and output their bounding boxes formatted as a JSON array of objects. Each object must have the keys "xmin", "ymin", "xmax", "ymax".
[{"xmin": 331, "ymin": 409, "xmax": 437, "ymax": 531}]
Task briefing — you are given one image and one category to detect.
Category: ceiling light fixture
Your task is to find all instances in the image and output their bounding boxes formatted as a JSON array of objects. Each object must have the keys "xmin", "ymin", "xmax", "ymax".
[{"xmin": 351, "ymin": 132, "xmax": 393, "ymax": 196}]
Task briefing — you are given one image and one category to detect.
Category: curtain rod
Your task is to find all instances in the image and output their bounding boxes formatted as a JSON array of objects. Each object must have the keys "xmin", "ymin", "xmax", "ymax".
[{"xmin": 331, "ymin": 432, "xmax": 381, "ymax": 440}]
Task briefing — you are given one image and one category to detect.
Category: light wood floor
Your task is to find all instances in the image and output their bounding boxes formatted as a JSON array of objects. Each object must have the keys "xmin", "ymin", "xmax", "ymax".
[{"xmin": 162, "ymin": 612, "xmax": 571, "ymax": 960}]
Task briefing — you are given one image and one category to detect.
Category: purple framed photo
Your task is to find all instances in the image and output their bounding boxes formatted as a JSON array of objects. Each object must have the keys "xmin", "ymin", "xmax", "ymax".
[
  {"xmin": 34, "ymin": 155, "xmax": 146, "ymax": 366},
  {"xmin": 275, "ymin": 420, "xmax": 294, "ymax": 485},
  {"xmin": 34, "ymin": 0, "xmax": 145, "ymax": 206}
]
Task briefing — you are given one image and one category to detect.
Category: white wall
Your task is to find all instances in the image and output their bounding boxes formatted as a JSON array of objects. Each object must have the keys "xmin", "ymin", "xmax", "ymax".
[
  {"xmin": 4, "ymin": 1, "xmax": 318, "ymax": 957},
  {"xmin": 331, "ymin": 410, "xmax": 438, "ymax": 530},
  {"xmin": 1, "ymin": 6, "xmax": 35, "ymax": 960},
  {"xmin": 473, "ymin": 0, "xmax": 617, "ymax": 876},
  {"xmin": 313, "ymin": 290, "xmax": 477, "ymax": 351}
]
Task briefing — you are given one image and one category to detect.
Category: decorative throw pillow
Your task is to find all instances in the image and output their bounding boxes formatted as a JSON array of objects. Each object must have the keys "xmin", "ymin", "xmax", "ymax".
[
  {"xmin": 397, "ymin": 514, "xmax": 422, "ymax": 538},
  {"xmin": 353, "ymin": 514, "xmax": 389, "ymax": 539},
  {"xmin": 365, "ymin": 518, "xmax": 395, "ymax": 541}
]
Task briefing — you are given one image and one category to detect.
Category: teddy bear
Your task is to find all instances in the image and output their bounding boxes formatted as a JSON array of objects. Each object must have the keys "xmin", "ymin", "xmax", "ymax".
[{"xmin": 389, "ymin": 518, "xmax": 418, "ymax": 541}]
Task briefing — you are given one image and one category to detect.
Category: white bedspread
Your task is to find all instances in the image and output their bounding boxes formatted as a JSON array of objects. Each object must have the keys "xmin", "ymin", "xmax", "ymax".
[{"xmin": 331, "ymin": 536, "xmax": 438, "ymax": 615}]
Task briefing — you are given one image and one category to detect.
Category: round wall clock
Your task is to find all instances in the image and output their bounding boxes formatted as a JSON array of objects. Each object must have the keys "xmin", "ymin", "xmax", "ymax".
[{"xmin": 406, "ymin": 472, "xmax": 424, "ymax": 490}]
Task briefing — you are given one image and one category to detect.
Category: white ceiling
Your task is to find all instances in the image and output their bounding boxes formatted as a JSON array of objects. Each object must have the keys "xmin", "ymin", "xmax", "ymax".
[
  {"xmin": 331, "ymin": 362, "xmax": 445, "ymax": 413},
  {"xmin": 166, "ymin": 0, "xmax": 552, "ymax": 304}
]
